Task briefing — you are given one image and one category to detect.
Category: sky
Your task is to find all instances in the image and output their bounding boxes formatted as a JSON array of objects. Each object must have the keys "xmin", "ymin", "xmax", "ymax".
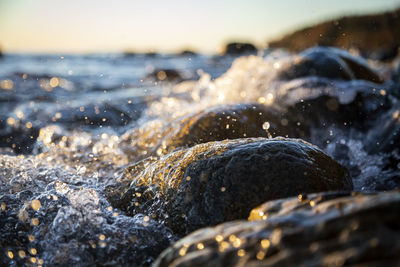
[{"xmin": 0, "ymin": 0, "xmax": 400, "ymax": 54}]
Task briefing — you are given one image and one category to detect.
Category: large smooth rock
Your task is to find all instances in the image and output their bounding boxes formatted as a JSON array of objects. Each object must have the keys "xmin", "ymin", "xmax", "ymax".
[
  {"xmin": 154, "ymin": 191, "xmax": 400, "ymax": 267},
  {"xmin": 276, "ymin": 47, "xmax": 383, "ymax": 83},
  {"xmin": 119, "ymin": 103, "xmax": 306, "ymax": 161},
  {"xmin": 117, "ymin": 137, "xmax": 352, "ymax": 235}
]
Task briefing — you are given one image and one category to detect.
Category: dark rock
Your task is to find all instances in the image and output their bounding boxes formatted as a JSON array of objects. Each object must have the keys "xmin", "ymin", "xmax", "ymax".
[
  {"xmin": 268, "ymin": 8, "xmax": 400, "ymax": 60},
  {"xmin": 367, "ymin": 45, "xmax": 399, "ymax": 61},
  {"xmin": 223, "ymin": 43, "xmax": 257, "ymax": 56},
  {"xmin": 145, "ymin": 52, "xmax": 157, "ymax": 57},
  {"xmin": 119, "ymin": 103, "xmax": 306, "ymax": 162},
  {"xmin": 391, "ymin": 60, "xmax": 400, "ymax": 98},
  {"xmin": 366, "ymin": 103, "xmax": 400, "ymax": 155},
  {"xmin": 145, "ymin": 69, "xmax": 183, "ymax": 82},
  {"xmin": 274, "ymin": 77, "xmax": 391, "ymax": 133},
  {"xmin": 277, "ymin": 50, "xmax": 353, "ymax": 81},
  {"xmin": 154, "ymin": 191, "xmax": 400, "ymax": 267},
  {"xmin": 180, "ymin": 50, "xmax": 197, "ymax": 57},
  {"xmin": 118, "ymin": 137, "xmax": 352, "ymax": 235},
  {"xmin": 276, "ymin": 47, "xmax": 383, "ymax": 83},
  {"xmin": 18, "ymin": 100, "xmax": 145, "ymax": 130},
  {"xmin": 365, "ymin": 103, "xmax": 400, "ymax": 184}
]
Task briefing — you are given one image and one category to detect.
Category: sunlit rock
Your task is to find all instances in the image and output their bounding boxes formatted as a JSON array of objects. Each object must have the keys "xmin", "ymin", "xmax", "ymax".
[
  {"xmin": 119, "ymin": 103, "xmax": 305, "ymax": 162},
  {"xmin": 118, "ymin": 137, "xmax": 352, "ymax": 235},
  {"xmin": 154, "ymin": 191, "xmax": 400, "ymax": 267}
]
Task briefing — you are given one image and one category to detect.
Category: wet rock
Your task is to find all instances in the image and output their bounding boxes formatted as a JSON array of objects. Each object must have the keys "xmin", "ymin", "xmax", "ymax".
[
  {"xmin": 277, "ymin": 50, "xmax": 354, "ymax": 81},
  {"xmin": 145, "ymin": 69, "xmax": 183, "ymax": 82},
  {"xmin": 366, "ymin": 103, "xmax": 400, "ymax": 155},
  {"xmin": 154, "ymin": 191, "xmax": 400, "ymax": 267},
  {"xmin": 17, "ymin": 100, "xmax": 145, "ymax": 130},
  {"xmin": 119, "ymin": 103, "xmax": 306, "ymax": 161},
  {"xmin": 118, "ymin": 137, "xmax": 352, "ymax": 235},
  {"xmin": 275, "ymin": 78, "xmax": 391, "ymax": 133},
  {"xmin": 391, "ymin": 60, "xmax": 400, "ymax": 98},
  {"xmin": 223, "ymin": 43, "xmax": 257, "ymax": 56},
  {"xmin": 365, "ymin": 103, "xmax": 400, "ymax": 186},
  {"xmin": 163, "ymin": 103, "xmax": 303, "ymax": 153},
  {"xmin": 276, "ymin": 47, "xmax": 383, "ymax": 83},
  {"xmin": 180, "ymin": 50, "xmax": 197, "ymax": 57}
]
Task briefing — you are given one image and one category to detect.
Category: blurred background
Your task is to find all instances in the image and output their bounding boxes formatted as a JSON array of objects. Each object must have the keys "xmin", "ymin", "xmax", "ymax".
[{"xmin": 1, "ymin": 0, "xmax": 400, "ymax": 54}]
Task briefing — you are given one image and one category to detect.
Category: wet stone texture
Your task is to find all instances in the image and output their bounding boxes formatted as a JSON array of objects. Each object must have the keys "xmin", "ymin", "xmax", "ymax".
[
  {"xmin": 276, "ymin": 46, "xmax": 383, "ymax": 83},
  {"xmin": 154, "ymin": 191, "xmax": 400, "ymax": 267},
  {"xmin": 116, "ymin": 137, "xmax": 352, "ymax": 235},
  {"xmin": 119, "ymin": 103, "xmax": 306, "ymax": 162}
]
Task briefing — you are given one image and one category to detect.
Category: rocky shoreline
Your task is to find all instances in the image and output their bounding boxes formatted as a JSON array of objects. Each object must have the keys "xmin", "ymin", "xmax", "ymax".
[{"xmin": 1, "ymin": 46, "xmax": 400, "ymax": 266}]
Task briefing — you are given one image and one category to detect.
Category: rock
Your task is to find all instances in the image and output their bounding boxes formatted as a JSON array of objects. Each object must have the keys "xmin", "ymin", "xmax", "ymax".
[
  {"xmin": 276, "ymin": 47, "xmax": 383, "ymax": 83},
  {"xmin": 117, "ymin": 137, "xmax": 352, "ymax": 235},
  {"xmin": 17, "ymin": 100, "xmax": 145, "ymax": 130},
  {"xmin": 119, "ymin": 103, "xmax": 306, "ymax": 162},
  {"xmin": 268, "ymin": 8, "xmax": 400, "ymax": 60},
  {"xmin": 145, "ymin": 69, "xmax": 183, "ymax": 82},
  {"xmin": 391, "ymin": 60, "xmax": 400, "ymax": 98},
  {"xmin": 274, "ymin": 77, "xmax": 390, "ymax": 133},
  {"xmin": 145, "ymin": 52, "xmax": 157, "ymax": 57},
  {"xmin": 154, "ymin": 191, "xmax": 400, "ymax": 267},
  {"xmin": 277, "ymin": 50, "xmax": 353, "ymax": 81},
  {"xmin": 365, "ymin": 103, "xmax": 400, "ymax": 187},
  {"xmin": 180, "ymin": 50, "xmax": 197, "ymax": 57},
  {"xmin": 366, "ymin": 103, "xmax": 400, "ymax": 155},
  {"xmin": 223, "ymin": 43, "xmax": 257, "ymax": 56},
  {"xmin": 162, "ymin": 103, "xmax": 304, "ymax": 153}
]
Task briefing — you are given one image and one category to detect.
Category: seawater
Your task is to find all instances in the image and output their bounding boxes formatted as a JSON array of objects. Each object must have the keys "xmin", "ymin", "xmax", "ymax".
[{"xmin": 0, "ymin": 50, "xmax": 398, "ymax": 266}]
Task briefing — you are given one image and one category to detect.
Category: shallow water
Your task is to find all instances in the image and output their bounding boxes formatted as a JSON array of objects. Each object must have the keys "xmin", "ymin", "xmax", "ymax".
[{"xmin": 0, "ymin": 50, "xmax": 399, "ymax": 266}]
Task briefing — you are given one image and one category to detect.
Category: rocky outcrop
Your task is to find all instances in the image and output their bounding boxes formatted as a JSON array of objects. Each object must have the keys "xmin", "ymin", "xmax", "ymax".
[
  {"xmin": 154, "ymin": 191, "xmax": 400, "ymax": 267},
  {"xmin": 116, "ymin": 137, "xmax": 352, "ymax": 235},
  {"xmin": 268, "ymin": 8, "xmax": 400, "ymax": 60}
]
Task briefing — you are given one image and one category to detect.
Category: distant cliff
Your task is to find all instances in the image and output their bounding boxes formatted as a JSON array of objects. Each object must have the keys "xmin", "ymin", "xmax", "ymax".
[{"xmin": 268, "ymin": 8, "xmax": 400, "ymax": 60}]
